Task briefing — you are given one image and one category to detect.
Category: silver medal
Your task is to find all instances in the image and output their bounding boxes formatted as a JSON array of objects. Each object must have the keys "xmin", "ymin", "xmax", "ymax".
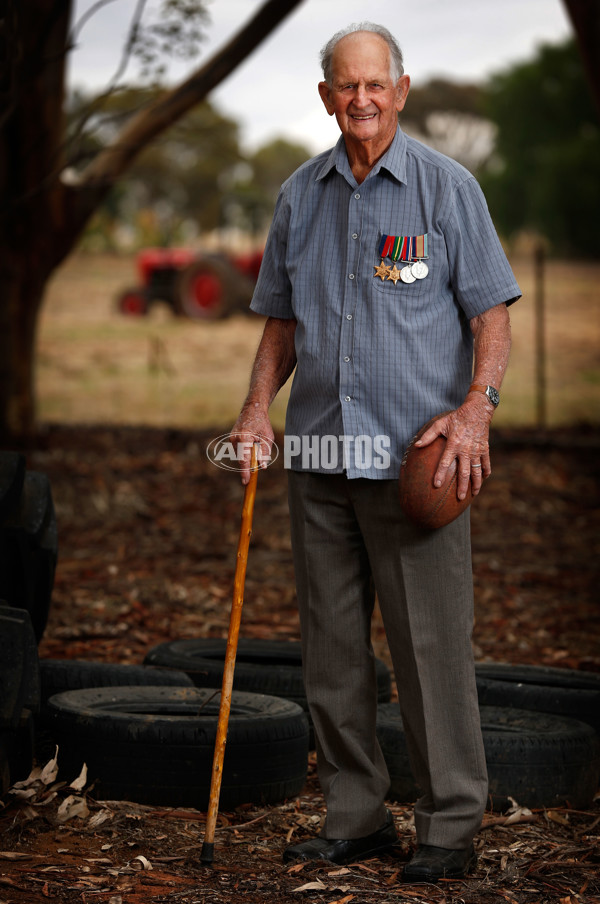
[
  {"xmin": 400, "ymin": 265, "xmax": 416, "ymax": 284},
  {"xmin": 411, "ymin": 261, "xmax": 429, "ymax": 279}
]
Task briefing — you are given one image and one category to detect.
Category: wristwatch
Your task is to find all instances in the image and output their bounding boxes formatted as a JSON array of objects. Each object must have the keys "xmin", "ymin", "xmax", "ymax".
[{"xmin": 469, "ymin": 383, "xmax": 500, "ymax": 408}]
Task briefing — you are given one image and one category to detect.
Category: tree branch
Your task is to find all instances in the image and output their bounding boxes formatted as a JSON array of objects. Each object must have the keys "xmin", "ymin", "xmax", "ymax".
[{"xmin": 77, "ymin": 0, "xmax": 304, "ymax": 192}]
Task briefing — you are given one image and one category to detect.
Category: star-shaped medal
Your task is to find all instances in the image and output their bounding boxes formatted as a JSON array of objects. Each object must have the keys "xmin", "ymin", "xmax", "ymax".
[
  {"xmin": 373, "ymin": 259, "xmax": 391, "ymax": 281},
  {"xmin": 386, "ymin": 264, "xmax": 402, "ymax": 285}
]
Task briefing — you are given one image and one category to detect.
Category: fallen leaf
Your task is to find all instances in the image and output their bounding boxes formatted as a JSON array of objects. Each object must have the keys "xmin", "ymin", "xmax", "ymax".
[
  {"xmin": 504, "ymin": 805, "xmax": 533, "ymax": 825},
  {"xmin": 546, "ymin": 810, "xmax": 570, "ymax": 826},
  {"xmin": 356, "ymin": 863, "xmax": 378, "ymax": 874},
  {"xmin": 0, "ymin": 852, "xmax": 34, "ymax": 861},
  {"xmin": 293, "ymin": 879, "xmax": 327, "ymax": 892},
  {"xmin": 40, "ymin": 748, "xmax": 60, "ymax": 785},
  {"xmin": 56, "ymin": 795, "xmax": 89, "ymax": 823},
  {"xmin": 88, "ymin": 810, "xmax": 112, "ymax": 829},
  {"xmin": 131, "ymin": 855, "xmax": 153, "ymax": 870},
  {"xmin": 286, "ymin": 862, "xmax": 306, "ymax": 874},
  {"xmin": 9, "ymin": 766, "xmax": 42, "ymax": 790},
  {"xmin": 386, "ymin": 869, "xmax": 401, "ymax": 886},
  {"xmin": 35, "ymin": 791, "xmax": 59, "ymax": 808},
  {"xmin": 8, "ymin": 788, "xmax": 37, "ymax": 801},
  {"xmin": 69, "ymin": 763, "xmax": 88, "ymax": 791}
]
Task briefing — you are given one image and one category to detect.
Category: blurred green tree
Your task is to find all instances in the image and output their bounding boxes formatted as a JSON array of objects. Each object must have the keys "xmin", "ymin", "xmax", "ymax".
[
  {"xmin": 69, "ymin": 88, "xmax": 245, "ymax": 244},
  {"xmin": 480, "ymin": 38, "xmax": 600, "ymax": 257},
  {"xmin": 229, "ymin": 138, "xmax": 311, "ymax": 235}
]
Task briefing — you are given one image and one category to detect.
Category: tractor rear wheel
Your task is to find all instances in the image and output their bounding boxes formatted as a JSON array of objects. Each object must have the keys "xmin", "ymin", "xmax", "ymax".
[{"xmin": 176, "ymin": 257, "xmax": 245, "ymax": 320}]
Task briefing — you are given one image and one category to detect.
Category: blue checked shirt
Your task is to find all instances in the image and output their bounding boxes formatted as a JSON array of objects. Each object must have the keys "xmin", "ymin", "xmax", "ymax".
[{"xmin": 251, "ymin": 127, "xmax": 521, "ymax": 479}]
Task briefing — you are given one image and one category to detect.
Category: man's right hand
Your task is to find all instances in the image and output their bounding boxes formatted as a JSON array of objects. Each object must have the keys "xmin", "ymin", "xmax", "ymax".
[
  {"xmin": 229, "ymin": 316, "xmax": 297, "ymax": 484},
  {"xmin": 230, "ymin": 407, "xmax": 274, "ymax": 485}
]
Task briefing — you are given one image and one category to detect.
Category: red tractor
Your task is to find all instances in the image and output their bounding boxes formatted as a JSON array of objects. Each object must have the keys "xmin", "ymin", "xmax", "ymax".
[{"xmin": 117, "ymin": 248, "xmax": 264, "ymax": 320}]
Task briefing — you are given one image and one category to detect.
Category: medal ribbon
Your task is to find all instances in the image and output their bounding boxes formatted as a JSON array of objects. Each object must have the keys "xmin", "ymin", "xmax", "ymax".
[{"xmin": 378, "ymin": 233, "xmax": 428, "ymax": 262}]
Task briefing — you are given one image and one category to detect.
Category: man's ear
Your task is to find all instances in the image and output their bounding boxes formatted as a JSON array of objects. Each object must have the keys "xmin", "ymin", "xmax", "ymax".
[
  {"xmin": 318, "ymin": 81, "xmax": 335, "ymax": 116},
  {"xmin": 395, "ymin": 75, "xmax": 411, "ymax": 113}
]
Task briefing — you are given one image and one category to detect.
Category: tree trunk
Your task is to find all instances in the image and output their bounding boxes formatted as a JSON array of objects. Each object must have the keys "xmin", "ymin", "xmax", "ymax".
[
  {"xmin": 0, "ymin": 0, "xmax": 71, "ymax": 443},
  {"xmin": 0, "ymin": 258, "xmax": 47, "ymax": 442},
  {"xmin": 563, "ymin": 0, "xmax": 600, "ymax": 116}
]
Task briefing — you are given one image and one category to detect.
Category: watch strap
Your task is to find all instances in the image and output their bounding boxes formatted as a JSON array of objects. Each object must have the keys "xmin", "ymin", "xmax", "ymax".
[{"xmin": 469, "ymin": 383, "xmax": 499, "ymax": 407}]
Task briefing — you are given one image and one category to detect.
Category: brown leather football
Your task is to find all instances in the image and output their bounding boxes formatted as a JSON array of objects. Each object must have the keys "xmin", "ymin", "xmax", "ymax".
[{"xmin": 399, "ymin": 413, "xmax": 475, "ymax": 529}]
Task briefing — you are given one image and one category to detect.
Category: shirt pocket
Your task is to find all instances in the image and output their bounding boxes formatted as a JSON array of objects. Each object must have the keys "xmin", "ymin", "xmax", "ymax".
[
  {"xmin": 369, "ymin": 229, "xmax": 431, "ymax": 297},
  {"xmin": 369, "ymin": 257, "xmax": 432, "ymax": 301}
]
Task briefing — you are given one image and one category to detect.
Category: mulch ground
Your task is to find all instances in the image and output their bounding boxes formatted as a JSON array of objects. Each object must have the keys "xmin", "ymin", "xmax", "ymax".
[{"xmin": 1, "ymin": 423, "xmax": 599, "ymax": 904}]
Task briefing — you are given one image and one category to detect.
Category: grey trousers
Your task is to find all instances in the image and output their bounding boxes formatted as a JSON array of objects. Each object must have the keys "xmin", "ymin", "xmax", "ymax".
[{"xmin": 287, "ymin": 471, "xmax": 488, "ymax": 849}]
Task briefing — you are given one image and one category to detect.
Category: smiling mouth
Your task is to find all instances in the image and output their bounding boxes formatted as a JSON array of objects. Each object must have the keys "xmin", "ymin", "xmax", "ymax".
[{"xmin": 350, "ymin": 113, "xmax": 376, "ymax": 121}]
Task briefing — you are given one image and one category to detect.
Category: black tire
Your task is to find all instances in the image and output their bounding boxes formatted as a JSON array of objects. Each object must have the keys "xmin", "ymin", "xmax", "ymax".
[
  {"xmin": 0, "ymin": 452, "xmax": 25, "ymax": 519},
  {"xmin": 476, "ymin": 663, "xmax": 600, "ymax": 734},
  {"xmin": 36, "ymin": 661, "xmax": 197, "ymax": 766},
  {"xmin": 0, "ymin": 471, "xmax": 57, "ymax": 642},
  {"xmin": 0, "ymin": 607, "xmax": 39, "ymax": 729},
  {"xmin": 46, "ymin": 686, "xmax": 309, "ymax": 809},
  {"xmin": 0, "ymin": 744, "xmax": 10, "ymax": 797},
  {"xmin": 117, "ymin": 287, "xmax": 150, "ymax": 316},
  {"xmin": 39, "ymin": 659, "xmax": 194, "ymax": 708},
  {"xmin": 143, "ymin": 638, "xmax": 393, "ymax": 714},
  {"xmin": 377, "ymin": 703, "xmax": 600, "ymax": 810},
  {"xmin": 5, "ymin": 708, "xmax": 35, "ymax": 785},
  {"xmin": 0, "ymin": 708, "xmax": 35, "ymax": 794}
]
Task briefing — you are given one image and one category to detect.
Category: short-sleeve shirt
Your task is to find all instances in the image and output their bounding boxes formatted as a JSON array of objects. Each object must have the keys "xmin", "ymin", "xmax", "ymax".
[{"xmin": 251, "ymin": 127, "xmax": 521, "ymax": 479}]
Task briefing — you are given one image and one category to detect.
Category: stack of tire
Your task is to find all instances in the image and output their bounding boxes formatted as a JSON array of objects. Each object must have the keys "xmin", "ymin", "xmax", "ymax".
[
  {"xmin": 378, "ymin": 659, "xmax": 600, "ymax": 810},
  {"xmin": 0, "ymin": 451, "xmax": 309, "ymax": 811},
  {"xmin": 136, "ymin": 639, "xmax": 600, "ymax": 812},
  {"xmin": 33, "ymin": 641, "xmax": 600, "ymax": 813}
]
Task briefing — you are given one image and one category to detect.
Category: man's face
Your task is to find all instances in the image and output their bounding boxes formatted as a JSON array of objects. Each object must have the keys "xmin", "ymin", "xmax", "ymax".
[{"xmin": 318, "ymin": 32, "xmax": 410, "ymax": 153}]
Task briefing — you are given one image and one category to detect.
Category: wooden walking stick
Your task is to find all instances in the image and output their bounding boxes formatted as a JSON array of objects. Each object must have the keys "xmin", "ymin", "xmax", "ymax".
[{"xmin": 201, "ymin": 442, "xmax": 260, "ymax": 865}]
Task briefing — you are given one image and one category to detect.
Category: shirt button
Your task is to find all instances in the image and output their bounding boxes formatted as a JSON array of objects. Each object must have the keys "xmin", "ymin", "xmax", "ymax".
[
  {"xmin": 346, "ymin": 314, "xmax": 352, "ymax": 320},
  {"xmin": 344, "ymin": 396, "xmax": 352, "ymax": 402},
  {"xmin": 354, "ymin": 193, "xmax": 360, "ymax": 199},
  {"xmin": 343, "ymin": 356, "xmax": 350, "ymax": 362},
  {"xmin": 352, "ymin": 233, "xmax": 358, "ymax": 240},
  {"xmin": 349, "ymin": 273, "xmax": 355, "ymax": 280}
]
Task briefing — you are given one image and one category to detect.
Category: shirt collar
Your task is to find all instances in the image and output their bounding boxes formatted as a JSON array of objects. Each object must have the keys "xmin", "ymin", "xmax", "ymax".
[{"xmin": 315, "ymin": 126, "xmax": 408, "ymax": 186}]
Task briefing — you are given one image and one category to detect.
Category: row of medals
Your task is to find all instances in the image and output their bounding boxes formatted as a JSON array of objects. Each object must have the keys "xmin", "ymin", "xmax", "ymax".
[{"xmin": 373, "ymin": 258, "xmax": 429, "ymax": 285}]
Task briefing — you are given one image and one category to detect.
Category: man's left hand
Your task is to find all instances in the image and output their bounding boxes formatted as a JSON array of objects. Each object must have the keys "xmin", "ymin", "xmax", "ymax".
[{"xmin": 415, "ymin": 396, "xmax": 494, "ymax": 500}]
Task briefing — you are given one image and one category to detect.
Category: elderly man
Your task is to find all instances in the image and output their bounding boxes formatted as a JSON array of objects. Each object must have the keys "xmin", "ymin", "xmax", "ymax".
[{"xmin": 232, "ymin": 22, "xmax": 520, "ymax": 883}]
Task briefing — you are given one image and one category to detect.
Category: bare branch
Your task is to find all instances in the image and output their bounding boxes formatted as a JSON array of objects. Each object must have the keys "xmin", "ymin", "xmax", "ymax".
[
  {"xmin": 70, "ymin": 0, "xmax": 120, "ymax": 43},
  {"xmin": 77, "ymin": 0, "xmax": 304, "ymax": 190},
  {"xmin": 102, "ymin": 0, "xmax": 149, "ymax": 91}
]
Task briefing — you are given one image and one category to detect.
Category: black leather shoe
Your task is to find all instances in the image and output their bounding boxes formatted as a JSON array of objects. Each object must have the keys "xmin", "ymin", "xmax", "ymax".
[
  {"xmin": 283, "ymin": 810, "xmax": 397, "ymax": 865},
  {"xmin": 402, "ymin": 843, "xmax": 477, "ymax": 883}
]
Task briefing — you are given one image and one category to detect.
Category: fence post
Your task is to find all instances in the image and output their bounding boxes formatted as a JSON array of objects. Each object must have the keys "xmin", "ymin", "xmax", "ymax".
[{"xmin": 534, "ymin": 243, "xmax": 547, "ymax": 429}]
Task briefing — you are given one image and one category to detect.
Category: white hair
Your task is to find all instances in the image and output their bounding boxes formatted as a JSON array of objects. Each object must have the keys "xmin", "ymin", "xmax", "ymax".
[{"xmin": 320, "ymin": 22, "xmax": 404, "ymax": 85}]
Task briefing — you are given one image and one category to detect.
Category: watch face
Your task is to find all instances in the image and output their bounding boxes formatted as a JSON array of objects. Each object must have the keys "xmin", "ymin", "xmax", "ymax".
[{"xmin": 487, "ymin": 386, "xmax": 500, "ymax": 407}]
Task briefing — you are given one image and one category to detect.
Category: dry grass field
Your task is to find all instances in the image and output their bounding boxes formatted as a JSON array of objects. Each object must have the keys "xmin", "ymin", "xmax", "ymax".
[{"xmin": 38, "ymin": 251, "xmax": 599, "ymax": 430}]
